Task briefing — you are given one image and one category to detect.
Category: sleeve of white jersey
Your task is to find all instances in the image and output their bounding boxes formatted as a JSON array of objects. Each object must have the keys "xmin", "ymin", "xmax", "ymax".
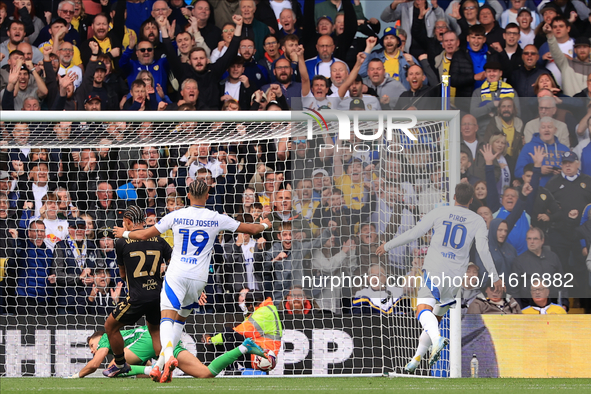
[
  {"xmin": 474, "ymin": 217, "xmax": 499, "ymax": 282},
  {"xmin": 217, "ymin": 212, "xmax": 240, "ymax": 232},
  {"xmin": 384, "ymin": 209, "xmax": 437, "ymax": 252},
  {"xmin": 154, "ymin": 210, "xmax": 175, "ymax": 234}
]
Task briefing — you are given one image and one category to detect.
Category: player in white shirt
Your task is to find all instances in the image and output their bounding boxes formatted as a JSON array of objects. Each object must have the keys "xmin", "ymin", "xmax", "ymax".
[
  {"xmin": 377, "ymin": 183, "xmax": 502, "ymax": 373},
  {"xmin": 114, "ymin": 180, "xmax": 271, "ymax": 383}
]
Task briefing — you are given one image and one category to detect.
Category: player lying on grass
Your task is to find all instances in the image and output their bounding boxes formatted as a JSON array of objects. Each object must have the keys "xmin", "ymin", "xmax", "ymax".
[
  {"xmin": 69, "ymin": 325, "xmax": 267, "ymax": 378},
  {"xmin": 377, "ymin": 183, "xmax": 502, "ymax": 373},
  {"xmin": 114, "ymin": 180, "xmax": 272, "ymax": 383}
]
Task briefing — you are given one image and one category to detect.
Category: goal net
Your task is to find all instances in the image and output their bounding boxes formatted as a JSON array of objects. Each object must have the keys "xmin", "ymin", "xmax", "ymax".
[{"xmin": 0, "ymin": 110, "xmax": 460, "ymax": 378}]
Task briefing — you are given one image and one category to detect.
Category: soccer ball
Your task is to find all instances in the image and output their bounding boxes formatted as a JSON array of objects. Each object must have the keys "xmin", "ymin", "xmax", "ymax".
[{"xmin": 253, "ymin": 350, "xmax": 277, "ymax": 372}]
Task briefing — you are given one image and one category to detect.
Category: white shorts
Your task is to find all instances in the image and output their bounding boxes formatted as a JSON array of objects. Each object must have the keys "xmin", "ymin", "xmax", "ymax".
[
  {"xmin": 417, "ymin": 270, "xmax": 460, "ymax": 312},
  {"xmin": 161, "ymin": 274, "xmax": 207, "ymax": 318}
]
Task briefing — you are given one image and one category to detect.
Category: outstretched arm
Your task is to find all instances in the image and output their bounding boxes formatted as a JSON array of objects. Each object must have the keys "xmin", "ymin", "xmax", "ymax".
[
  {"xmin": 377, "ymin": 209, "xmax": 437, "ymax": 254},
  {"xmin": 74, "ymin": 348, "xmax": 109, "ymax": 378},
  {"xmin": 236, "ymin": 218, "xmax": 272, "ymax": 235},
  {"xmin": 338, "ymin": 52, "xmax": 366, "ymax": 98},
  {"xmin": 113, "ymin": 225, "xmax": 161, "ymax": 240}
]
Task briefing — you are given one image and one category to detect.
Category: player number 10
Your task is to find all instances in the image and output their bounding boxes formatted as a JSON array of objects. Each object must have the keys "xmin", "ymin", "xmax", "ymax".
[{"xmin": 442, "ymin": 221, "xmax": 467, "ymax": 249}]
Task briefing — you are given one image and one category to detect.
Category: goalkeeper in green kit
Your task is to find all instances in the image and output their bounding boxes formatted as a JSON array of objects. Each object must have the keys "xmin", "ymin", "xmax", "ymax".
[{"xmin": 68, "ymin": 325, "xmax": 266, "ymax": 378}]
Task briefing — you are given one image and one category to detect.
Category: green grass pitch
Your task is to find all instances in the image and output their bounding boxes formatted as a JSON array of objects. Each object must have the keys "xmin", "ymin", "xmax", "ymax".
[{"xmin": 1, "ymin": 377, "xmax": 590, "ymax": 394}]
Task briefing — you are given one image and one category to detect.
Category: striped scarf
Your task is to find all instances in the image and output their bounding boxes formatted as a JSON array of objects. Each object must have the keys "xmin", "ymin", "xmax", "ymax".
[{"xmin": 480, "ymin": 81, "xmax": 515, "ymax": 107}]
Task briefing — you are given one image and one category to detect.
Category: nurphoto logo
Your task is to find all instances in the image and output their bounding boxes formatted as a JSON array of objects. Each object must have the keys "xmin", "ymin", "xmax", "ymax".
[{"xmin": 305, "ymin": 110, "xmax": 417, "ymax": 153}]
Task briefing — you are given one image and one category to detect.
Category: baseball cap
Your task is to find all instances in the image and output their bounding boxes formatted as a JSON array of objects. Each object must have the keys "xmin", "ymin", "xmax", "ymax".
[
  {"xmin": 95, "ymin": 61, "xmax": 107, "ymax": 71},
  {"xmin": 349, "ymin": 98, "xmax": 365, "ymax": 110},
  {"xmin": 517, "ymin": 8, "xmax": 532, "ymax": 17},
  {"xmin": 50, "ymin": 17, "xmax": 68, "ymax": 27},
  {"xmin": 312, "ymin": 168, "xmax": 329, "ymax": 178},
  {"xmin": 574, "ymin": 37, "xmax": 591, "ymax": 47},
  {"xmin": 0, "ymin": 171, "xmax": 10, "ymax": 180},
  {"xmin": 561, "ymin": 151, "xmax": 578, "ymax": 163},
  {"xmin": 84, "ymin": 94, "xmax": 101, "ymax": 105},
  {"xmin": 317, "ymin": 15, "xmax": 333, "ymax": 24},
  {"xmin": 97, "ymin": 227, "xmax": 114, "ymax": 239},
  {"xmin": 68, "ymin": 218, "xmax": 87, "ymax": 228},
  {"xmin": 540, "ymin": 2, "xmax": 560, "ymax": 15}
]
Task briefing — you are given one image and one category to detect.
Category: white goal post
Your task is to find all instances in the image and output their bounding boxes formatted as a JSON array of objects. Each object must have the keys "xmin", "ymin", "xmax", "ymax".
[{"xmin": 0, "ymin": 110, "xmax": 461, "ymax": 378}]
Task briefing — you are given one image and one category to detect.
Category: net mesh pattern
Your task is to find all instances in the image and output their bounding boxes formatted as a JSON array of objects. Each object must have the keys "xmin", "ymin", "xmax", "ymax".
[{"xmin": 0, "ymin": 117, "xmax": 452, "ymax": 377}]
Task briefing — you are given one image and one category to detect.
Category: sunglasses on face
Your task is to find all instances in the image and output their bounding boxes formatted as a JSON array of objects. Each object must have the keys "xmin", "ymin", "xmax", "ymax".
[{"xmin": 138, "ymin": 47, "xmax": 153, "ymax": 53}]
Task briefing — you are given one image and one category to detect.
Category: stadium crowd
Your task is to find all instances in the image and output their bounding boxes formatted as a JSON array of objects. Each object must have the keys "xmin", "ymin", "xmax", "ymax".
[{"xmin": 0, "ymin": 0, "xmax": 590, "ymax": 318}]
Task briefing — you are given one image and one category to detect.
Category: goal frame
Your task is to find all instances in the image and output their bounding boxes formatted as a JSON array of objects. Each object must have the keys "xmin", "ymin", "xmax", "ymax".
[{"xmin": 1, "ymin": 109, "xmax": 462, "ymax": 378}]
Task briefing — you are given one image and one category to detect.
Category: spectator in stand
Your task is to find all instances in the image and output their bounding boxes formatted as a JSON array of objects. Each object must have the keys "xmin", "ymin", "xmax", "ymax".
[
  {"xmin": 278, "ymin": 285, "xmax": 317, "ymax": 316},
  {"xmin": 460, "ymin": 263, "xmax": 481, "ymax": 314},
  {"xmin": 544, "ymin": 23, "xmax": 591, "ymax": 97},
  {"xmin": 447, "ymin": 0, "xmax": 479, "ymax": 43},
  {"xmin": 37, "ymin": 18, "xmax": 82, "ymax": 69},
  {"xmin": 490, "ymin": 184, "xmax": 530, "ymax": 255},
  {"xmin": 75, "ymin": 43, "xmax": 110, "ymax": 109},
  {"xmin": 479, "ymin": 4, "xmax": 505, "ymax": 49},
  {"xmin": 0, "ymin": 58, "xmax": 47, "ymax": 110},
  {"xmin": 0, "ymin": 20, "xmax": 41, "ymax": 68},
  {"xmin": 237, "ymin": 37, "xmax": 268, "ymax": 90},
  {"xmin": 119, "ymin": 37, "xmax": 168, "ymax": 92},
  {"xmin": 76, "ymin": 260, "xmax": 123, "ymax": 316},
  {"xmin": 380, "ymin": 0, "xmax": 449, "ymax": 60},
  {"xmin": 545, "ymin": 151, "xmax": 591, "ymax": 296},
  {"xmin": 511, "ymin": 45, "xmax": 550, "ymax": 98},
  {"xmin": 523, "ymin": 97, "xmax": 571, "ymax": 147},
  {"xmin": 38, "ymin": 192, "xmax": 69, "ymax": 252},
  {"xmin": 500, "ymin": 0, "xmax": 541, "ymax": 29},
  {"xmin": 538, "ymin": 15, "xmax": 575, "ymax": 88},
  {"xmin": 165, "ymin": 78, "xmax": 203, "ymax": 111},
  {"xmin": 470, "ymin": 61, "xmax": 519, "ymax": 131},
  {"xmin": 279, "ymin": 8, "xmax": 300, "ymax": 38},
  {"xmin": 475, "ymin": 218, "xmax": 517, "ymax": 280},
  {"xmin": 90, "ymin": 181, "xmax": 123, "ymax": 230},
  {"xmin": 304, "ymin": 34, "xmax": 345, "ymax": 79},
  {"xmin": 162, "ymin": 14, "xmax": 243, "ymax": 110},
  {"xmin": 34, "ymin": 1, "xmax": 81, "ymax": 47},
  {"xmin": 11, "ymin": 0, "xmax": 45, "ymax": 46},
  {"xmin": 483, "ymin": 97, "xmax": 524, "ymax": 172},
  {"xmin": 116, "ymin": 159, "xmax": 149, "ymax": 202},
  {"xmin": 450, "ymin": 25, "xmax": 503, "ymax": 107},
  {"xmin": 12, "ymin": 219, "xmax": 56, "ymax": 315},
  {"xmin": 516, "ymin": 117, "xmax": 569, "ymax": 186},
  {"xmin": 53, "ymin": 217, "xmax": 102, "ymax": 314},
  {"xmin": 498, "ymin": 23, "xmax": 524, "ymax": 74},
  {"xmin": 122, "ymin": 79, "xmax": 157, "ymax": 111},
  {"xmin": 466, "ymin": 278, "xmax": 521, "ymax": 314},
  {"xmin": 517, "ymin": 7, "xmax": 536, "ymax": 48},
  {"xmin": 238, "ymin": 0, "xmax": 270, "ymax": 62},
  {"xmin": 509, "ymin": 227, "xmax": 569, "ymax": 309},
  {"xmin": 260, "ymin": 56, "xmax": 302, "ymax": 109},
  {"xmin": 362, "ymin": 58, "xmax": 405, "ymax": 110},
  {"xmin": 394, "ymin": 63, "xmax": 440, "ymax": 110},
  {"xmin": 360, "ymin": 28, "xmax": 418, "ymax": 92},
  {"xmin": 430, "ymin": 30, "xmax": 460, "ymax": 92},
  {"xmin": 78, "ymin": 2, "xmax": 126, "ymax": 66},
  {"xmin": 258, "ymin": 35, "xmax": 282, "ymax": 77},
  {"xmin": 255, "ymin": 220, "xmax": 293, "ymax": 301},
  {"xmin": 521, "ymin": 283, "xmax": 567, "ymax": 314},
  {"xmin": 96, "ymin": 53, "xmax": 128, "ymax": 111},
  {"xmin": 223, "ymin": 213, "xmax": 262, "ymax": 293},
  {"xmin": 191, "ymin": 0, "xmax": 222, "ymax": 52},
  {"xmin": 210, "ymin": 22, "xmax": 235, "ymax": 64},
  {"xmin": 56, "ymin": 40, "xmax": 82, "ymax": 89},
  {"xmin": 220, "ymin": 57, "xmax": 256, "ymax": 110}
]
